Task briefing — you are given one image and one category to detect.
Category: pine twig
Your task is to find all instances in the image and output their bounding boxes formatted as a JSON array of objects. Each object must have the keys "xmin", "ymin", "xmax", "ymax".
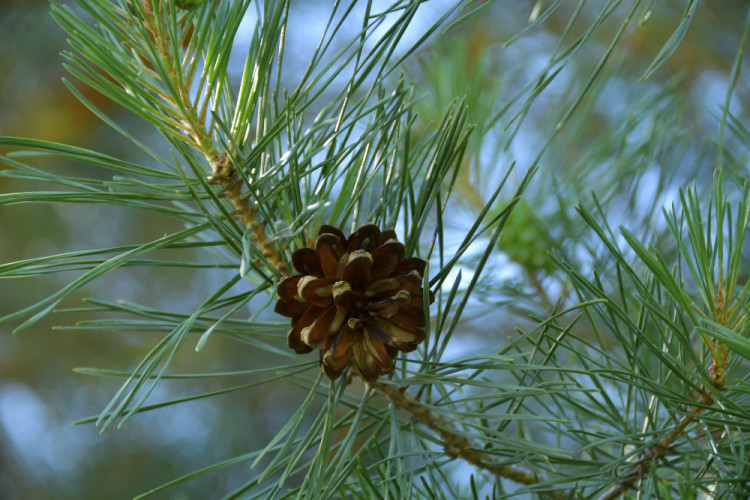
[
  {"xmin": 599, "ymin": 390, "xmax": 716, "ymax": 500},
  {"xmin": 132, "ymin": 2, "xmax": 287, "ymax": 274},
  {"xmin": 208, "ymin": 153, "xmax": 288, "ymax": 274},
  {"xmin": 602, "ymin": 289, "xmax": 734, "ymax": 499},
  {"xmin": 367, "ymin": 379, "xmax": 567, "ymax": 500}
]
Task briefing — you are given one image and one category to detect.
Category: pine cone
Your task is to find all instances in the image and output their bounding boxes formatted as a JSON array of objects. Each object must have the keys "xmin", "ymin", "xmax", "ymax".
[{"xmin": 275, "ymin": 223, "xmax": 433, "ymax": 381}]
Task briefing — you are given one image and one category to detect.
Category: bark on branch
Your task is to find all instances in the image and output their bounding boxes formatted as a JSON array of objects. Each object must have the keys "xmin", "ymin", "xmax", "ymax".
[{"xmin": 367, "ymin": 380, "xmax": 566, "ymax": 500}]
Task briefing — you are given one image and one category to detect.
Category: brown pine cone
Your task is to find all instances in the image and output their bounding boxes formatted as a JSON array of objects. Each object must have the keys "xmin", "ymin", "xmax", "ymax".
[{"xmin": 275, "ymin": 223, "xmax": 433, "ymax": 381}]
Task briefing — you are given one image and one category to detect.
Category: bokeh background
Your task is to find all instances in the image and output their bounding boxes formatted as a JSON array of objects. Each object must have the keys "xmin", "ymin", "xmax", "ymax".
[{"xmin": 1, "ymin": 1, "xmax": 749, "ymax": 498}]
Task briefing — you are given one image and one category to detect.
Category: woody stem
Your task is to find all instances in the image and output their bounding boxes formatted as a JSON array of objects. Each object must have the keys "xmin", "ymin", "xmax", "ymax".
[
  {"xmin": 136, "ymin": 5, "xmax": 286, "ymax": 273},
  {"xmin": 208, "ymin": 155, "xmax": 288, "ymax": 275},
  {"xmin": 598, "ymin": 390, "xmax": 715, "ymax": 500},
  {"xmin": 367, "ymin": 379, "xmax": 566, "ymax": 500}
]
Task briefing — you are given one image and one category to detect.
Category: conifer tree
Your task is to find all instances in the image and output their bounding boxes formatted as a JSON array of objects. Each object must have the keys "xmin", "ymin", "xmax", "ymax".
[{"xmin": 2, "ymin": 1, "xmax": 750, "ymax": 498}]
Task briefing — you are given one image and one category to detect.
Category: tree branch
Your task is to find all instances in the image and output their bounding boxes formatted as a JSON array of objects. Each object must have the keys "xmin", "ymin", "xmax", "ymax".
[
  {"xmin": 599, "ymin": 390, "xmax": 716, "ymax": 500},
  {"xmin": 208, "ymin": 153, "xmax": 288, "ymax": 274},
  {"xmin": 133, "ymin": 2, "xmax": 287, "ymax": 273},
  {"xmin": 367, "ymin": 379, "xmax": 566, "ymax": 500}
]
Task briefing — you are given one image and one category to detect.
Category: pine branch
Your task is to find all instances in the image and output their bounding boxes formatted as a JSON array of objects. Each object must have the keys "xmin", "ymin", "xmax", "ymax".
[
  {"xmin": 7, "ymin": 1, "xmax": 747, "ymax": 497},
  {"xmin": 207, "ymin": 152, "xmax": 288, "ymax": 274},
  {"xmin": 600, "ymin": 277, "xmax": 737, "ymax": 498},
  {"xmin": 599, "ymin": 389, "xmax": 716, "ymax": 500},
  {"xmin": 127, "ymin": 0, "xmax": 285, "ymax": 272},
  {"xmin": 367, "ymin": 379, "xmax": 567, "ymax": 499}
]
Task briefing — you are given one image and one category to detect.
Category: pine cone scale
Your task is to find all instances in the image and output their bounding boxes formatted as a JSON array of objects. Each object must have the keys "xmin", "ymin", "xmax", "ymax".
[
  {"xmin": 276, "ymin": 275, "xmax": 303, "ymax": 302},
  {"xmin": 300, "ymin": 305, "xmax": 338, "ymax": 349},
  {"xmin": 370, "ymin": 241, "xmax": 405, "ymax": 280},
  {"xmin": 292, "ymin": 248, "xmax": 324, "ymax": 277},
  {"xmin": 315, "ymin": 233, "xmax": 345, "ymax": 278},
  {"xmin": 297, "ymin": 276, "xmax": 336, "ymax": 307}
]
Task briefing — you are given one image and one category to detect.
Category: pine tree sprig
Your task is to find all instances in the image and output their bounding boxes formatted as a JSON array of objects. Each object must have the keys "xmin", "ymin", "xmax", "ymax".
[
  {"xmin": 2, "ymin": 0, "xmax": 746, "ymax": 497},
  {"xmin": 368, "ymin": 379, "xmax": 567, "ymax": 499}
]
